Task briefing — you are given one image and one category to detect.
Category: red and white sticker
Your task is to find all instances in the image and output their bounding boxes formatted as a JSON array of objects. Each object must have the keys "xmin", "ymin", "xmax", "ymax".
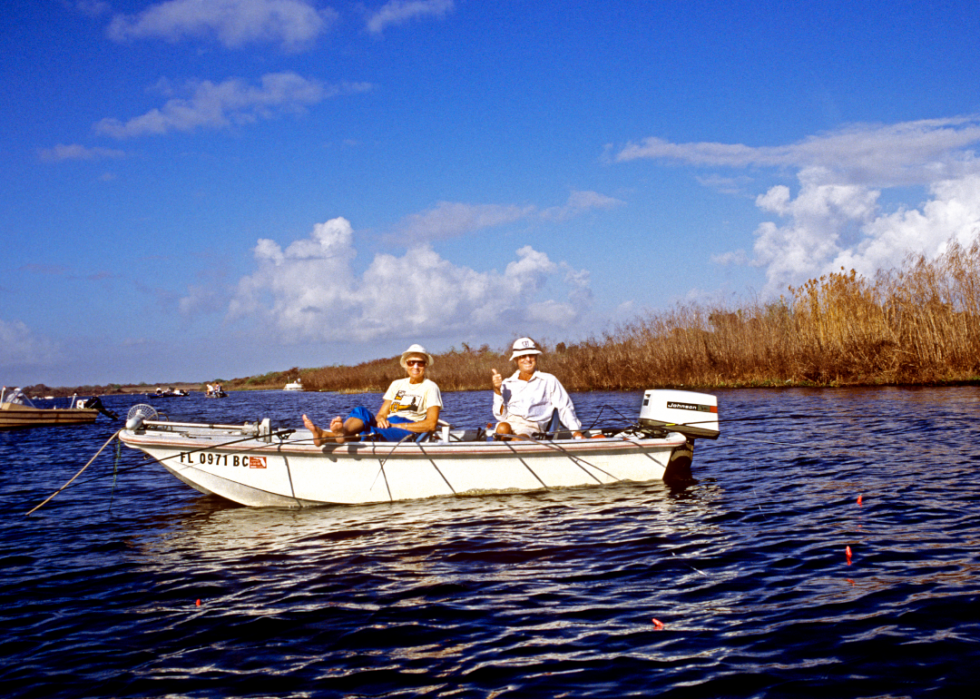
[{"xmin": 249, "ymin": 456, "xmax": 267, "ymax": 469}]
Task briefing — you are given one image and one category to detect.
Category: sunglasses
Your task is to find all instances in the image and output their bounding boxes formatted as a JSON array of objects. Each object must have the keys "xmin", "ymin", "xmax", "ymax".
[{"xmin": 406, "ymin": 360, "xmax": 427, "ymax": 367}]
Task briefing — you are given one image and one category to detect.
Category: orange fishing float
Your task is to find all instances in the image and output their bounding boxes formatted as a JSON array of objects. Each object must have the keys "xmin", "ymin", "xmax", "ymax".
[{"xmin": 845, "ymin": 546, "xmax": 853, "ymax": 565}]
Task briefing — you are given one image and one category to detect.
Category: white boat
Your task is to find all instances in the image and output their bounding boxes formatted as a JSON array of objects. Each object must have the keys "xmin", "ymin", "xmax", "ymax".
[
  {"xmin": 283, "ymin": 378, "xmax": 303, "ymax": 391},
  {"xmin": 118, "ymin": 390, "xmax": 718, "ymax": 508}
]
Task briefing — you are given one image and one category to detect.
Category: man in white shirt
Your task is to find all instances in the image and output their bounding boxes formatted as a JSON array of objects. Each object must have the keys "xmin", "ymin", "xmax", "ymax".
[{"xmin": 491, "ymin": 337, "xmax": 584, "ymax": 440}]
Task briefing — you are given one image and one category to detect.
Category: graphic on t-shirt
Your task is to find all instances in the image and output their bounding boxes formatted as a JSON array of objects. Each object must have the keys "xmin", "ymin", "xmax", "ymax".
[{"xmin": 390, "ymin": 390, "xmax": 420, "ymax": 414}]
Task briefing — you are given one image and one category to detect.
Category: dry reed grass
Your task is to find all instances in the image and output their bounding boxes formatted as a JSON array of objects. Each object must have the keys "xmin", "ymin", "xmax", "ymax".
[{"xmin": 301, "ymin": 235, "xmax": 980, "ymax": 392}]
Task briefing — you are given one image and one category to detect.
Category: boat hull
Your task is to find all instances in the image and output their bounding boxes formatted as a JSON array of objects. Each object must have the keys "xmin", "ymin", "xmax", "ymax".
[
  {"xmin": 120, "ymin": 425, "xmax": 695, "ymax": 507},
  {"xmin": 0, "ymin": 402, "xmax": 99, "ymax": 430}
]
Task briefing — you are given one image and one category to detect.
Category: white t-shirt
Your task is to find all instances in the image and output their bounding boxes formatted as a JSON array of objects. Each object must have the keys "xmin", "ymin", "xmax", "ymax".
[{"xmin": 383, "ymin": 377, "xmax": 443, "ymax": 422}]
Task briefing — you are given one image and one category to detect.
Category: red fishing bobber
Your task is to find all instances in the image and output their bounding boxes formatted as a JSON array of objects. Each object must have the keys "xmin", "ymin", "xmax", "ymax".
[
  {"xmin": 196, "ymin": 599, "xmax": 202, "ymax": 607},
  {"xmin": 651, "ymin": 618, "xmax": 665, "ymax": 630},
  {"xmin": 845, "ymin": 546, "xmax": 853, "ymax": 565}
]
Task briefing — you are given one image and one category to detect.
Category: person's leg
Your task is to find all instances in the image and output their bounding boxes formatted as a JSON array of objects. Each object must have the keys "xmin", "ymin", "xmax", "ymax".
[
  {"xmin": 495, "ymin": 415, "xmax": 539, "ymax": 440},
  {"xmin": 370, "ymin": 415, "xmax": 416, "ymax": 442},
  {"xmin": 304, "ymin": 406, "xmax": 375, "ymax": 446}
]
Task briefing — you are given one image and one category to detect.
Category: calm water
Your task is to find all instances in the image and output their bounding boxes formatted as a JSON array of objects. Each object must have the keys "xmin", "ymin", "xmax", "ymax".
[{"xmin": 2, "ymin": 387, "xmax": 979, "ymax": 698}]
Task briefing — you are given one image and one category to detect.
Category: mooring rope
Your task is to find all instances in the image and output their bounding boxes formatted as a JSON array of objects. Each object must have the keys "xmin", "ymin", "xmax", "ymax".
[
  {"xmin": 25, "ymin": 429, "xmax": 122, "ymax": 516},
  {"xmin": 24, "ymin": 426, "xmax": 298, "ymax": 516}
]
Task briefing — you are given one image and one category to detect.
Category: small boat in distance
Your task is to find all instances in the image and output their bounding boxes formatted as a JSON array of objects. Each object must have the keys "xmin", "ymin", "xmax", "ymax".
[
  {"xmin": 1, "ymin": 387, "xmax": 117, "ymax": 430},
  {"xmin": 150, "ymin": 387, "xmax": 190, "ymax": 398},
  {"xmin": 119, "ymin": 390, "xmax": 719, "ymax": 508},
  {"xmin": 283, "ymin": 378, "xmax": 303, "ymax": 391},
  {"xmin": 205, "ymin": 383, "xmax": 227, "ymax": 398}
]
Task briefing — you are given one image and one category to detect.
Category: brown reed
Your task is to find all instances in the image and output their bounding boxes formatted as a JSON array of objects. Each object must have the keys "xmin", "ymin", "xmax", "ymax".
[{"xmin": 299, "ymin": 235, "xmax": 980, "ymax": 392}]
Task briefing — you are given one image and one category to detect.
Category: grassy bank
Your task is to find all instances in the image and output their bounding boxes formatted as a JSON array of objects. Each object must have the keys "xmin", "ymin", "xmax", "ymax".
[
  {"xmin": 19, "ymin": 236, "xmax": 980, "ymax": 398},
  {"xmin": 300, "ymin": 236, "xmax": 980, "ymax": 393}
]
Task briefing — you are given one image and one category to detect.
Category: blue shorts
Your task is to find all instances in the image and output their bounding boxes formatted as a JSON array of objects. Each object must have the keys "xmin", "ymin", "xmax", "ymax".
[{"xmin": 347, "ymin": 406, "xmax": 417, "ymax": 442}]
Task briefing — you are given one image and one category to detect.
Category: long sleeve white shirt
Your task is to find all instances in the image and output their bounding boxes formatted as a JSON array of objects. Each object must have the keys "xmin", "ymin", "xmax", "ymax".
[{"xmin": 492, "ymin": 370, "xmax": 582, "ymax": 430}]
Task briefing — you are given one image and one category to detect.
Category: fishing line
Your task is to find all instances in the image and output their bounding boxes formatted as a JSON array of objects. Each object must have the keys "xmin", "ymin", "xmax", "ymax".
[
  {"xmin": 499, "ymin": 438, "xmax": 550, "ymax": 490},
  {"xmin": 416, "ymin": 441, "xmax": 457, "ymax": 495},
  {"xmin": 370, "ymin": 432, "xmax": 419, "ymax": 502},
  {"xmin": 523, "ymin": 435, "xmax": 617, "ymax": 483},
  {"xmin": 723, "ymin": 434, "xmax": 820, "ymax": 447}
]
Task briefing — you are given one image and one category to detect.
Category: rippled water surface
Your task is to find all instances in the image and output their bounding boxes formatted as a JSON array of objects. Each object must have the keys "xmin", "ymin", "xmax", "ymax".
[{"xmin": 2, "ymin": 387, "xmax": 980, "ymax": 698}]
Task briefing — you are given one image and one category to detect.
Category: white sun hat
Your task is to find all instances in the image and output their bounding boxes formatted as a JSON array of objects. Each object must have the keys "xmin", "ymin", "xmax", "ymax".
[
  {"xmin": 400, "ymin": 343, "xmax": 434, "ymax": 368},
  {"xmin": 509, "ymin": 337, "xmax": 543, "ymax": 361}
]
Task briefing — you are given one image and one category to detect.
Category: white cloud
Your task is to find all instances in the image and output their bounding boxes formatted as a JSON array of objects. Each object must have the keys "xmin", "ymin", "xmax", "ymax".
[
  {"xmin": 615, "ymin": 116, "xmax": 980, "ymax": 187},
  {"xmin": 94, "ymin": 72, "xmax": 370, "ymax": 138},
  {"xmin": 751, "ymin": 176, "xmax": 881, "ymax": 291},
  {"xmin": 223, "ymin": 216, "xmax": 591, "ymax": 342},
  {"xmin": 0, "ymin": 320, "xmax": 62, "ymax": 368},
  {"xmin": 615, "ymin": 116, "xmax": 980, "ymax": 295},
  {"xmin": 828, "ymin": 175, "xmax": 980, "ymax": 280},
  {"xmin": 38, "ymin": 143, "xmax": 126, "ymax": 162},
  {"xmin": 540, "ymin": 190, "xmax": 624, "ymax": 222},
  {"xmin": 107, "ymin": 0, "xmax": 336, "ymax": 52},
  {"xmin": 76, "ymin": 1, "xmax": 110, "ymax": 17},
  {"xmin": 393, "ymin": 202, "xmax": 535, "ymax": 244},
  {"xmin": 366, "ymin": 0, "xmax": 454, "ymax": 35},
  {"xmin": 392, "ymin": 191, "xmax": 622, "ymax": 244}
]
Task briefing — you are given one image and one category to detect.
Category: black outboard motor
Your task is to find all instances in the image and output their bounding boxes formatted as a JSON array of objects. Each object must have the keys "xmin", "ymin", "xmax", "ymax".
[{"xmin": 78, "ymin": 396, "xmax": 119, "ymax": 421}]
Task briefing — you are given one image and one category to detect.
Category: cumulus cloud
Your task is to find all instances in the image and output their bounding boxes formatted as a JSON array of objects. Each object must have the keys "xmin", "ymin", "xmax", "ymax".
[
  {"xmin": 366, "ymin": 0, "xmax": 454, "ymax": 35},
  {"xmin": 0, "ymin": 319, "xmax": 61, "ymax": 368},
  {"xmin": 223, "ymin": 217, "xmax": 591, "ymax": 342},
  {"xmin": 94, "ymin": 72, "xmax": 370, "ymax": 138},
  {"xmin": 107, "ymin": 0, "xmax": 336, "ymax": 52},
  {"xmin": 38, "ymin": 143, "xmax": 126, "ymax": 162},
  {"xmin": 615, "ymin": 116, "xmax": 980, "ymax": 294}
]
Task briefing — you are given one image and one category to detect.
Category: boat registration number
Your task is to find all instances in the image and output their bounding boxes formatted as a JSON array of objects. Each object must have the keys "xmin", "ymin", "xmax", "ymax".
[{"xmin": 179, "ymin": 452, "xmax": 267, "ymax": 469}]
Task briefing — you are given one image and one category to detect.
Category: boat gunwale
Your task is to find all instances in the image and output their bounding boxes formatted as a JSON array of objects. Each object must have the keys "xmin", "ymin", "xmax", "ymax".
[{"xmin": 118, "ymin": 428, "xmax": 688, "ymax": 457}]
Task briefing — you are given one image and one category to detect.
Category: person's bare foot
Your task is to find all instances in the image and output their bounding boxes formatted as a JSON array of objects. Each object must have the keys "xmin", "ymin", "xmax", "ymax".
[
  {"xmin": 302, "ymin": 414, "xmax": 327, "ymax": 446},
  {"xmin": 303, "ymin": 414, "xmax": 350, "ymax": 446}
]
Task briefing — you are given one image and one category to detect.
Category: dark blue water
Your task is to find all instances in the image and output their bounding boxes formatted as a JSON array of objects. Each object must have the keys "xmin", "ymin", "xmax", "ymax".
[{"xmin": 2, "ymin": 387, "xmax": 979, "ymax": 698}]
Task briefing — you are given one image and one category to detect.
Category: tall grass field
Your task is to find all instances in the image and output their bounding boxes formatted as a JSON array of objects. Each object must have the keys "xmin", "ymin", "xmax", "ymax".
[{"xmin": 300, "ymin": 236, "xmax": 980, "ymax": 392}]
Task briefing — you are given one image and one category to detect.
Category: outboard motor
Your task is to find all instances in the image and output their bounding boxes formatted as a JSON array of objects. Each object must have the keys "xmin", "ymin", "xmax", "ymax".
[
  {"xmin": 78, "ymin": 396, "xmax": 120, "ymax": 421},
  {"xmin": 638, "ymin": 390, "xmax": 719, "ymax": 440}
]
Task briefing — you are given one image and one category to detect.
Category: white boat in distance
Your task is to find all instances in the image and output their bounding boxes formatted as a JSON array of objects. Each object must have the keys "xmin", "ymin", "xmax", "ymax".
[
  {"xmin": 119, "ymin": 390, "xmax": 719, "ymax": 508},
  {"xmin": 283, "ymin": 378, "xmax": 303, "ymax": 391}
]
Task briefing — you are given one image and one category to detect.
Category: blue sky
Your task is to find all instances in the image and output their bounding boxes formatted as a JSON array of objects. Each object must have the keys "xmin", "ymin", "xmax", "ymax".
[{"xmin": 3, "ymin": 0, "xmax": 980, "ymax": 387}]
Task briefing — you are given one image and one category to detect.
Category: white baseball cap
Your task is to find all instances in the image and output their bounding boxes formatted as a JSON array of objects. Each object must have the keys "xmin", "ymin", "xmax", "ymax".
[{"xmin": 509, "ymin": 337, "xmax": 542, "ymax": 361}]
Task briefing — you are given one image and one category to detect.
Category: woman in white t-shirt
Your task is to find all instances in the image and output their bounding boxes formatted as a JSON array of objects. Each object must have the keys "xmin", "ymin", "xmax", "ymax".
[{"xmin": 302, "ymin": 344, "xmax": 442, "ymax": 445}]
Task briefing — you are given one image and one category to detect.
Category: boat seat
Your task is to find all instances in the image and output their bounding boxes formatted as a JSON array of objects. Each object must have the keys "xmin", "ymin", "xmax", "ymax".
[{"xmin": 536, "ymin": 409, "xmax": 575, "ymax": 440}]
